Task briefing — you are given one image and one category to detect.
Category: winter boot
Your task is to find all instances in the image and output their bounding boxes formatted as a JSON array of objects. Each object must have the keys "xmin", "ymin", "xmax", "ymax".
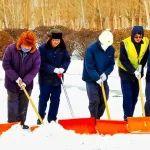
[
  {"xmin": 37, "ymin": 119, "xmax": 43, "ymax": 125},
  {"xmin": 22, "ymin": 124, "xmax": 29, "ymax": 129},
  {"xmin": 20, "ymin": 121, "xmax": 29, "ymax": 129}
]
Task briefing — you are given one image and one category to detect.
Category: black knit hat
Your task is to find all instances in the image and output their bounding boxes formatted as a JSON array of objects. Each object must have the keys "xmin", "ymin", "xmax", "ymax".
[{"xmin": 47, "ymin": 28, "xmax": 62, "ymax": 39}]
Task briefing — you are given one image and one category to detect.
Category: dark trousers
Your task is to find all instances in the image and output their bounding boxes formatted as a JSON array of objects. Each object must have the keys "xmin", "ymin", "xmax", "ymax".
[
  {"xmin": 86, "ymin": 81, "xmax": 109, "ymax": 119},
  {"xmin": 7, "ymin": 90, "xmax": 31, "ymax": 124},
  {"xmin": 38, "ymin": 84, "xmax": 61, "ymax": 122},
  {"xmin": 120, "ymin": 78, "xmax": 139, "ymax": 120},
  {"xmin": 145, "ymin": 81, "xmax": 150, "ymax": 116}
]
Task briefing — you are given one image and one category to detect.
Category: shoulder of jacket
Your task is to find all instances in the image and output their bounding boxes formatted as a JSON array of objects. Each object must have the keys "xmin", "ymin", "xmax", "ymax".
[
  {"xmin": 87, "ymin": 42, "xmax": 97, "ymax": 51},
  {"xmin": 39, "ymin": 43, "xmax": 46, "ymax": 49},
  {"xmin": 123, "ymin": 36, "xmax": 131, "ymax": 42},
  {"xmin": 143, "ymin": 37, "xmax": 149, "ymax": 43},
  {"xmin": 7, "ymin": 43, "xmax": 16, "ymax": 49},
  {"xmin": 5, "ymin": 43, "xmax": 17, "ymax": 53},
  {"xmin": 39, "ymin": 43, "xmax": 47, "ymax": 52}
]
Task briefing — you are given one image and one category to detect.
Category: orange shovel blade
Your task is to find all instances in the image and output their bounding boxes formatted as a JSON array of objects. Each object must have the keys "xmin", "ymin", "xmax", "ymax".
[
  {"xmin": 128, "ymin": 117, "xmax": 150, "ymax": 132},
  {"xmin": 58, "ymin": 118, "xmax": 96, "ymax": 134},
  {"xmin": 0, "ymin": 122, "xmax": 18, "ymax": 135},
  {"xmin": 96, "ymin": 119, "xmax": 128, "ymax": 135}
]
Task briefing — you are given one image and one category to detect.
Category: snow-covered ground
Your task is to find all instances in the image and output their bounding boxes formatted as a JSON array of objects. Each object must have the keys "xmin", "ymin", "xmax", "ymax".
[{"xmin": 0, "ymin": 56, "xmax": 149, "ymax": 150}]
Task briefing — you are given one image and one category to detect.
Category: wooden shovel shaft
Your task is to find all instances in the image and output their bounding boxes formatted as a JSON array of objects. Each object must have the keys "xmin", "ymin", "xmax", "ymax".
[
  {"xmin": 101, "ymin": 83, "xmax": 111, "ymax": 120},
  {"xmin": 22, "ymin": 86, "xmax": 44, "ymax": 124},
  {"xmin": 138, "ymin": 78, "xmax": 145, "ymax": 117}
]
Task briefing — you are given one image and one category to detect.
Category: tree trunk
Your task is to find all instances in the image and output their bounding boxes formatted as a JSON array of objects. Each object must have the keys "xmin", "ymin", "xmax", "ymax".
[
  {"xmin": 143, "ymin": 0, "xmax": 150, "ymax": 28},
  {"xmin": 80, "ymin": 0, "xmax": 86, "ymax": 28},
  {"xmin": 113, "ymin": 14, "xmax": 118, "ymax": 29},
  {"xmin": 2, "ymin": 0, "xmax": 8, "ymax": 28},
  {"xmin": 41, "ymin": 0, "xmax": 46, "ymax": 26}
]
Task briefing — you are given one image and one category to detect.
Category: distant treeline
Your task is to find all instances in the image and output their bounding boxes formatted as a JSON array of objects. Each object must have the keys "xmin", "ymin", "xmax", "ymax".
[{"xmin": 0, "ymin": 0, "xmax": 150, "ymax": 30}]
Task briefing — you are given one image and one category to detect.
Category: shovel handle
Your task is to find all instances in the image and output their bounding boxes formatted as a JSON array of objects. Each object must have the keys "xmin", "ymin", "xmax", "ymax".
[
  {"xmin": 101, "ymin": 83, "xmax": 111, "ymax": 120},
  {"xmin": 60, "ymin": 77, "xmax": 75, "ymax": 118},
  {"xmin": 138, "ymin": 78, "xmax": 145, "ymax": 117},
  {"xmin": 22, "ymin": 86, "xmax": 44, "ymax": 124}
]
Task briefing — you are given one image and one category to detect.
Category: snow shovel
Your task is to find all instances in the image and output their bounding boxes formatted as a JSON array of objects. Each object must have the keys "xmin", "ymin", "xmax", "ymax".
[
  {"xmin": 58, "ymin": 117, "xmax": 96, "ymax": 134},
  {"xmin": 0, "ymin": 122, "xmax": 18, "ymax": 135},
  {"xmin": 127, "ymin": 78, "xmax": 150, "ymax": 132},
  {"xmin": 22, "ymin": 86, "xmax": 43, "ymax": 130},
  {"xmin": 96, "ymin": 83, "xmax": 128, "ymax": 135},
  {"xmin": 58, "ymin": 74, "xmax": 97, "ymax": 134}
]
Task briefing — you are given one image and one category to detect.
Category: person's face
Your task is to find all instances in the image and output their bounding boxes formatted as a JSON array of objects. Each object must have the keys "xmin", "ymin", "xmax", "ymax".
[
  {"xmin": 21, "ymin": 43, "xmax": 32, "ymax": 50},
  {"xmin": 51, "ymin": 39, "xmax": 60, "ymax": 48},
  {"xmin": 134, "ymin": 34, "xmax": 143, "ymax": 43}
]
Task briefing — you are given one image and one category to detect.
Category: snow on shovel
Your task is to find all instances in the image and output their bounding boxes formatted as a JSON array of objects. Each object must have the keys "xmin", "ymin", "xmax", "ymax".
[
  {"xmin": 95, "ymin": 83, "xmax": 128, "ymax": 135},
  {"xmin": 127, "ymin": 78, "xmax": 150, "ymax": 133}
]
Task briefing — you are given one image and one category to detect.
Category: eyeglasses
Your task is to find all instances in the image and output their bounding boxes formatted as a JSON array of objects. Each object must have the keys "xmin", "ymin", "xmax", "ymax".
[{"xmin": 134, "ymin": 36, "xmax": 142, "ymax": 39}]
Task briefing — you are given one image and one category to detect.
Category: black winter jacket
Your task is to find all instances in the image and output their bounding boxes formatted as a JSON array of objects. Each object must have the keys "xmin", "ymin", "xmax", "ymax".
[{"xmin": 39, "ymin": 40, "xmax": 70, "ymax": 86}]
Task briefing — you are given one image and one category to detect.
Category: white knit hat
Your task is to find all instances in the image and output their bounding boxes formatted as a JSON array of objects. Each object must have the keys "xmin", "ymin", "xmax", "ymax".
[{"xmin": 98, "ymin": 30, "xmax": 113, "ymax": 51}]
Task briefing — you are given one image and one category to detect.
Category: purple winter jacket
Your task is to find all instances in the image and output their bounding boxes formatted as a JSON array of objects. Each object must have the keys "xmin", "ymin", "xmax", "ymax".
[{"xmin": 2, "ymin": 43, "xmax": 41, "ymax": 92}]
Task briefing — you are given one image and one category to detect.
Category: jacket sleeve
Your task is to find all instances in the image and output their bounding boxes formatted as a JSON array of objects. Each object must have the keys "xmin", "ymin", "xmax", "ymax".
[
  {"xmin": 104, "ymin": 47, "xmax": 115, "ymax": 76},
  {"xmin": 39, "ymin": 47, "xmax": 55, "ymax": 74},
  {"xmin": 60, "ymin": 49, "xmax": 71, "ymax": 72},
  {"xmin": 140, "ymin": 45, "xmax": 149, "ymax": 67},
  {"xmin": 2, "ymin": 46, "xmax": 19, "ymax": 81},
  {"xmin": 23, "ymin": 51, "xmax": 41, "ymax": 85},
  {"xmin": 146, "ymin": 50, "xmax": 150, "ymax": 81},
  {"xmin": 85, "ymin": 48, "xmax": 100, "ymax": 81},
  {"xmin": 119, "ymin": 42, "xmax": 136, "ymax": 74}
]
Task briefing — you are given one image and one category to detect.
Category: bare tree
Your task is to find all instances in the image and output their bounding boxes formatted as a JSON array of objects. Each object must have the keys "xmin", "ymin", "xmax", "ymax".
[
  {"xmin": 143, "ymin": 0, "xmax": 150, "ymax": 28},
  {"xmin": 2, "ymin": 0, "xmax": 8, "ymax": 28},
  {"xmin": 80, "ymin": 0, "xmax": 86, "ymax": 28}
]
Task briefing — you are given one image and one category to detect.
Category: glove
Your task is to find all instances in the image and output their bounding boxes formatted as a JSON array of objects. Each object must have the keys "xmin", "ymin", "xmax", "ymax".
[
  {"xmin": 134, "ymin": 65, "xmax": 142, "ymax": 79},
  {"xmin": 59, "ymin": 68, "xmax": 65, "ymax": 74},
  {"xmin": 137, "ymin": 65, "xmax": 142, "ymax": 73},
  {"xmin": 96, "ymin": 78, "xmax": 103, "ymax": 85},
  {"xmin": 54, "ymin": 68, "xmax": 60, "ymax": 74},
  {"xmin": 16, "ymin": 77, "xmax": 26, "ymax": 88},
  {"xmin": 100, "ymin": 73, "xmax": 107, "ymax": 82},
  {"xmin": 16, "ymin": 77, "xmax": 22, "ymax": 84},
  {"xmin": 19, "ymin": 82, "xmax": 26, "ymax": 88},
  {"xmin": 134, "ymin": 70, "xmax": 141, "ymax": 79}
]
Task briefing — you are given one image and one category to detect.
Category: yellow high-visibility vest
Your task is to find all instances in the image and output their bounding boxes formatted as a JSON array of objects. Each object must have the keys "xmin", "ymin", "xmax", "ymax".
[{"xmin": 117, "ymin": 37, "xmax": 149, "ymax": 71}]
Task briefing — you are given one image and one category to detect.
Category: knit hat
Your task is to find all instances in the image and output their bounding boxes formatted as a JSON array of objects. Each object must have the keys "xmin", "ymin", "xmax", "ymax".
[
  {"xmin": 47, "ymin": 28, "xmax": 62, "ymax": 39},
  {"xmin": 98, "ymin": 30, "xmax": 113, "ymax": 51},
  {"xmin": 131, "ymin": 26, "xmax": 144, "ymax": 38},
  {"xmin": 131, "ymin": 26, "xmax": 144, "ymax": 43}
]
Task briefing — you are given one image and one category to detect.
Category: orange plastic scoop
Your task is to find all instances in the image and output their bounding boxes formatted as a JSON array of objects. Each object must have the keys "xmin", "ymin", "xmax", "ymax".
[
  {"xmin": 128, "ymin": 117, "xmax": 150, "ymax": 132},
  {"xmin": 0, "ymin": 122, "xmax": 18, "ymax": 135},
  {"xmin": 58, "ymin": 117, "xmax": 96, "ymax": 134},
  {"xmin": 96, "ymin": 119, "xmax": 128, "ymax": 135}
]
